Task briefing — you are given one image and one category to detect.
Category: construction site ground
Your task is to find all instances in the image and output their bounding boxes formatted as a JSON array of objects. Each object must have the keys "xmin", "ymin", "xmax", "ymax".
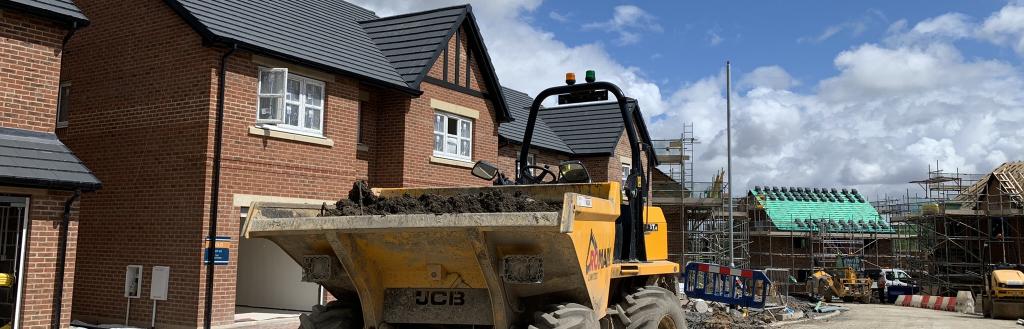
[{"xmin": 784, "ymin": 303, "xmax": 1017, "ymax": 329}]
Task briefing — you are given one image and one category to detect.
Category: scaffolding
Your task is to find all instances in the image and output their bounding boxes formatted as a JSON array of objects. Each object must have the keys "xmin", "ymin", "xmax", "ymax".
[
  {"xmin": 652, "ymin": 125, "xmax": 750, "ymax": 268},
  {"xmin": 746, "ymin": 192, "xmax": 896, "ymax": 278},
  {"xmin": 888, "ymin": 163, "xmax": 1024, "ymax": 296}
]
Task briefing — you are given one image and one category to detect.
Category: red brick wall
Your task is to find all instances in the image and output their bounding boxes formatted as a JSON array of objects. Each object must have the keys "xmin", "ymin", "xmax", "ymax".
[
  {"xmin": 0, "ymin": 8, "xmax": 83, "ymax": 329},
  {"xmin": 59, "ymin": 4, "xmax": 506, "ymax": 327},
  {"xmin": 58, "ymin": 0, "xmax": 219, "ymax": 327},
  {"xmin": 0, "ymin": 10, "xmax": 65, "ymax": 132},
  {"xmin": 0, "ymin": 190, "xmax": 80, "ymax": 329},
  {"xmin": 401, "ymin": 25, "xmax": 499, "ymax": 187}
]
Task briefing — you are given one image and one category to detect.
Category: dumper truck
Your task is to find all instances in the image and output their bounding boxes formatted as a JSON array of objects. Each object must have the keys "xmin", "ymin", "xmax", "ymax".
[{"xmin": 242, "ymin": 74, "xmax": 687, "ymax": 328}]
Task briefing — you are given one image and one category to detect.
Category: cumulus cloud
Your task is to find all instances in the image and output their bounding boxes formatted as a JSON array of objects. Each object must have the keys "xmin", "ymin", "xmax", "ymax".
[
  {"xmin": 740, "ymin": 66, "xmax": 798, "ymax": 90},
  {"xmin": 353, "ymin": 1, "xmax": 1024, "ymax": 198},
  {"xmin": 582, "ymin": 5, "xmax": 663, "ymax": 45}
]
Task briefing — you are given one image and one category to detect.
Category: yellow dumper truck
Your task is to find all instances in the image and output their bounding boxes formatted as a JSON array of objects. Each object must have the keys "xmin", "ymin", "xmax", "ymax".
[{"xmin": 243, "ymin": 75, "xmax": 687, "ymax": 328}]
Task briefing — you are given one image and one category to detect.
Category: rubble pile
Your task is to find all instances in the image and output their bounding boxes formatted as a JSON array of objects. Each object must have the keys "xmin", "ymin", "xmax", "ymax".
[{"xmin": 683, "ymin": 295, "xmax": 819, "ymax": 329}]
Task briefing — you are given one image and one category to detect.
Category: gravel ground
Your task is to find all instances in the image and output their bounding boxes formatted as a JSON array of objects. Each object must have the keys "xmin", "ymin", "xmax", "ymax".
[{"xmin": 784, "ymin": 303, "xmax": 1019, "ymax": 329}]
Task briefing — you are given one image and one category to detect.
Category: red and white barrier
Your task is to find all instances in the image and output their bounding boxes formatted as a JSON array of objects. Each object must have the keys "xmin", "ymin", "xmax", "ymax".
[{"xmin": 894, "ymin": 295, "xmax": 956, "ymax": 312}]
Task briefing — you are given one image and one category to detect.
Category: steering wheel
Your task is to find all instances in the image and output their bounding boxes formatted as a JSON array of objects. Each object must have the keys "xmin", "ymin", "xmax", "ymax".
[{"xmin": 522, "ymin": 165, "xmax": 557, "ymax": 184}]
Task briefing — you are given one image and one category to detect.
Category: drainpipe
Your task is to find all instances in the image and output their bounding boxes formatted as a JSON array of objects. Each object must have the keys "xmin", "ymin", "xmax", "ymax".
[
  {"xmin": 204, "ymin": 44, "xmax": 236, "ymax": 329},
  {"xmin": 51, "ymin": 19, "xmax": 82, "ymax": 329},
  {"xmin": 52, "ymin": 189, "xmax": 80, "ymax": 329}
]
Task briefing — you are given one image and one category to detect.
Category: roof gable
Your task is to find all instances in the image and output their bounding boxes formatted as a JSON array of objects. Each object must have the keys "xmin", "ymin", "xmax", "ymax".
[
  {"xmin": 360, "ymin": 6, "xmax": 467, "ymax": 87},
  {"xmin": 361, "ymin": 5, "xmax": 511, "ymax": 122}
]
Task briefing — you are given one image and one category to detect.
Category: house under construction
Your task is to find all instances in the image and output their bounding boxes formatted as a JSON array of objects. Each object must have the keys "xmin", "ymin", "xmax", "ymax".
[
  {"xmin": 652, "ymin": 126, "xmax": 751, "ymax": 268},
  {"xmin": 884, "ymin": 162, "xmax": 1024, "ymax": 296},
  {"xmin": 745, "ymin": 186, "xmax": 897, "ymax": 281}
]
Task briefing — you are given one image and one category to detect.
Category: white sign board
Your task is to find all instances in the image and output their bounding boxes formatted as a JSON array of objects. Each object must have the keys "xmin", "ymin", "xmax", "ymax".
[
  {"xmin": 124, "ymin": 265, "xmax": 142, "ymax": 298},
  {"xmin": 151, "ymin": 266, "xmax": 170, "ymax": 301}
]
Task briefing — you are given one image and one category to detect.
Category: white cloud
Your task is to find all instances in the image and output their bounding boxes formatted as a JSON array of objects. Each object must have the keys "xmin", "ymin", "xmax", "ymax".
[
  {"xmin": 352, "ymin": 1, "xmax": 1024, "ymax": 198},
  {"xmin": 798, "ymin": 10, "xmax": 884, "ymax": 43},
  {"xmin": 708, "ymin": 30, "xmax": 724, "ymax": 46},
  {"xmin": 979, "ymin": 4, "xmax": 1024, "ymax": 54},
  {"xmin": 740, "ymin": 66, "xmax": 798, "ymax": 90},
  {"xmin": 582, "ymin": 5, "xmax": 662, "ymax": 45},
  {"xmin": 548, "ymin": 10, "xmax": 569, "ymax": 23}
]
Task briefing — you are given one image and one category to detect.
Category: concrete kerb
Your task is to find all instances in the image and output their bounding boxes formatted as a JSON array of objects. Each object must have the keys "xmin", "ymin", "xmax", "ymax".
[{"xmin": 769, "ymin": 309, "xmax": 842, "ymax": 327}]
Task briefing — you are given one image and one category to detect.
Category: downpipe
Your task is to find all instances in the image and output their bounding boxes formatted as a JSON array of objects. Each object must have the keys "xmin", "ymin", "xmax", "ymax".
[
  {"xmin": 52, "ymin": 190, "xmax": 80, "ymax": 329},
  {"xmin": 203, "ymin": 44, "xmax": 236, "ymax": 329}
]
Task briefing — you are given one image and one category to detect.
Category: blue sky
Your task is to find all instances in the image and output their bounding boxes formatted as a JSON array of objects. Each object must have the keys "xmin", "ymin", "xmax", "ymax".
[
  {"xmin": 537, "ymin": 1, "xmax": 1012, "ymax": 94},
  {"xmin": 355, "ymin": 0, "xmax": 1024, "ymax": 198}
]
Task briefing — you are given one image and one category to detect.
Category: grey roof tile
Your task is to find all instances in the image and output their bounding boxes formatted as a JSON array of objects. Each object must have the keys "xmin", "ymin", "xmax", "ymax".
[
  {"xmin": 498, "ymin": 87, "xmax": 573, "ymax": 154},
  {"xmin": 0, "ymin": 127, "xmax": 100, "ymax": 191},
  {"xmin": 499, "ymin": 87, "xmax": 654, "ymax": 157},
  {"xmin": 168, "ymin": 0, "xmax": 411, "ymax": 92},
  {"xmin": 3, "ymin": 0, "xmax": 88, "ymax": 24},
  {"xmin": 360, "ymin": 6, "xmax": 465, "ymax": 87}
]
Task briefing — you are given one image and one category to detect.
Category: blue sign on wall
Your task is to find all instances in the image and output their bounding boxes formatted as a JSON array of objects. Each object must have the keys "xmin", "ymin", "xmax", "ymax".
[{"xmin": 204, "ymin": 236, "xmax": 231, "ymax": 265}]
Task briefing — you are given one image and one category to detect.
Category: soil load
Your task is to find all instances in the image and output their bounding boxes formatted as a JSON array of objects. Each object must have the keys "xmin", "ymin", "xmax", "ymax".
[{"xmin": 323, "ymin": 182, "xmax": 560, "ymax": 216}]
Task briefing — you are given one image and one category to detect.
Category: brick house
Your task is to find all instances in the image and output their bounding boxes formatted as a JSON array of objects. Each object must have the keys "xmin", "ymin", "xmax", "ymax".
[
  {"xmin": 497, "ymin": 87, "xmax": 655, "ymax": 186},
  {"xmin": 0, "ymin": 0, "xmax": 98, "ymax": 328},
  {"xmin": 57, "ymin": 1, "xmax": 510, "ymax": 327}
]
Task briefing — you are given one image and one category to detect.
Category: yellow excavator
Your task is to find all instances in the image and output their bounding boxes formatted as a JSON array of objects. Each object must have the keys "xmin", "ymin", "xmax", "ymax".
[
  {"xmin": 243, "ymin": 73, "xmax": 687, "ymax": 328},
  {"xmin": 983, "ymin": 266, "xmax": 1024, "ymax": 319},
  {"xmin": 807, "ymin": 255, "xmax": 872, "ymax": 303}
]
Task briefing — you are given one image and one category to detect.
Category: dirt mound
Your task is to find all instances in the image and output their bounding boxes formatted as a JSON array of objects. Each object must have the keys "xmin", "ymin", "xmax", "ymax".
[{"xmin": 322, "ymin": 182, "xmax": 559, "ymax": 216}]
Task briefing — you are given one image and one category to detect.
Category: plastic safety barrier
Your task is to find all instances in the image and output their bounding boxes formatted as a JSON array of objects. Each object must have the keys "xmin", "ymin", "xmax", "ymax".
[{"xmin": 682, "ymin": 262, "xmax": 772, "ymax": 308}]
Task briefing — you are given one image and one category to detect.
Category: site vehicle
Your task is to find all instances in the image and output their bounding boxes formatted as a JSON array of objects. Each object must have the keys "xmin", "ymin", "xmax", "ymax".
[
  {"xmin": 806, "ymin": 255, "xmax": 872, "ymax": 303},
  {"xmin": 864, "ymin": 268, "xmax": 917, "ymax": 303},
  {"xmin": 242, "ymin": 73, "xmax": 687, "ymax": 328},
  {"xmin": 982, "ymin": 265, "xmax": 1024, "ymax": 319}
]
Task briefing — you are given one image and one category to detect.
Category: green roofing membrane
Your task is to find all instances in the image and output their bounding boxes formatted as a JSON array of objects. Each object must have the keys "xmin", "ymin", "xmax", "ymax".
[{"xmin": 751, "ymin": 188, "xmax": 894, "ymax": 233}]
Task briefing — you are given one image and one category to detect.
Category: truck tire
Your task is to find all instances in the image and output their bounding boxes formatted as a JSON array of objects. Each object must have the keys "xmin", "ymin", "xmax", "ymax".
[
  {"xmin": 528, "ymin": 303, "xmax": 599, "ymax": 329},
  {"xmin": 611, "ymin": 286, "xmax": 687, "ymax": 329},
  {"xmin": 300, "ymin": 300, "xmax": 363, "ymax": 329}
]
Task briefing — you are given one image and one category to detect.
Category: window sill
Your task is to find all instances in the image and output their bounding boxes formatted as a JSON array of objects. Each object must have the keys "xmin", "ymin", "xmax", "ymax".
[
  {"xmin": 429, "ymin": 156, "xmax": 474, "ymax": 168},
  {"xmin": 56, "ymin": 121, "xmax": 68, "ymax": 129},
  {"xmin": 357, "ymin": 143, "xmax": 369, "ymax": 152},
  {"xmin": 248, "ymin": 125, "xmax": 333, "ymax": 147}
]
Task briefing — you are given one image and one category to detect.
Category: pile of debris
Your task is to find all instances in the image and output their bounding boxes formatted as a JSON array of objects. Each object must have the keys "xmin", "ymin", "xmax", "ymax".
[
  {"xmin": 683, "ymin": 295, "xmax": 825, "ymax": 329},
  {"xmin": 323, "ymin": 182, "xmax": 559, "ymax": 216}
]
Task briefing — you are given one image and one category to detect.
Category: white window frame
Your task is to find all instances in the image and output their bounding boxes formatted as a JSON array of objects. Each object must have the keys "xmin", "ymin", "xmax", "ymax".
[
  {"xmin": 433, "ymin": 111, "xmax": 473, "ymax": 162},
  {"xmin": 55, "ymin": 82, "xmax": 71, "ymax": 128},
  {"xmin": 257, "ymin": 67, "xmax": 325, "ymax": 136},
  {"xmin": 514, "ymin": 152, "xmax": 536, "ymax": 179},
  {"xmin": 621, "ymin": 163, "xmax": 632, "ymax": 187}
]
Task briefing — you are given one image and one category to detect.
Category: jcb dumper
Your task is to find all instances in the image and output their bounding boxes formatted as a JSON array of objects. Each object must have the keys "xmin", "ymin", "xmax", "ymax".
[{"xmin": 243, "ymin": 76, "xmax": 686, "ymax": 329}]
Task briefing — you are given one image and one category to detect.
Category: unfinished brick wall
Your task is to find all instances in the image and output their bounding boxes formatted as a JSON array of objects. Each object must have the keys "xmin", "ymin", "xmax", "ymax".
[
  {"xmin": 58, "ymin": 0, "xmax": 218, "ymax": 327},
  {"xmin": 0, "ymin": 10, "xmax": 65, "ymax": 132}
]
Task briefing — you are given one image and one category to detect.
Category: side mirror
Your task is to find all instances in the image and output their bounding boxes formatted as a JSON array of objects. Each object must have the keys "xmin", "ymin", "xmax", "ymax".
[
  {"xmin": 471, "ymin": 161, "xmax": 500, "ymax": 181},
  {"xmin": 558, "ymin": 160, "xmax": 591, "ymax": 183}
]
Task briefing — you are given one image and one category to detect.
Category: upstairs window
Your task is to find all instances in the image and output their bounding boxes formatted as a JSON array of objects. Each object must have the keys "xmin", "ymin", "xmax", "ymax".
[
  {"xmin": 514, "ymin": 152, "xmax": 536, "ymax": 179},
  {"xmin": 621, "ymin": 164, "xmax": 632, "ymax": 188},
  {"xmin": 56, "ymin": 83, "xmax": 70, "ymax": 128},
  {"xmin": 433, "ymin": 111, "xmax": 472, "ymax": 162},
  {"xmin": 257, "ymin": 68, "xmax": 325, "ymax": 135}
]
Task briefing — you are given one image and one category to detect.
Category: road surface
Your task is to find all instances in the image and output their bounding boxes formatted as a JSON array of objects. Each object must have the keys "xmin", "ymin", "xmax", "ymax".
[{"xmin": 785, "ymin": 303, "xmax": 1019, "ymax": 329}]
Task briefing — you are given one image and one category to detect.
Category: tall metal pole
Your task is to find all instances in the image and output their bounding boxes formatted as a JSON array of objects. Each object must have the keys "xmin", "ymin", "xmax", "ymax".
[{"xmin": 726, "ymin": 61, "xmax": 735, "ymax": 267}]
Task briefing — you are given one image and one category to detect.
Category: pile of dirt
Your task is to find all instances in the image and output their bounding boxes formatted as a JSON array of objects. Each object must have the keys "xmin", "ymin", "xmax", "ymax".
[{"xmin": 322, "ymin": 182, "xmax": 559, "ymax": 216}]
